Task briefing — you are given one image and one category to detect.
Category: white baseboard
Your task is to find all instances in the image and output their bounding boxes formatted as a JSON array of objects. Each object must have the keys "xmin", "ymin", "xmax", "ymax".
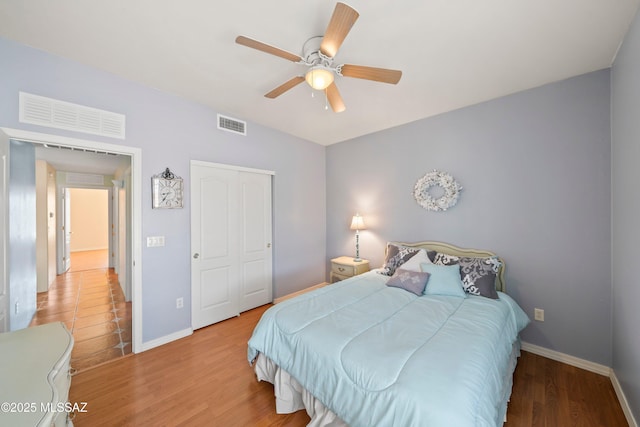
[
  {"xmin": 521, "ymin": 341, "xmax": 637, "ymax": 427},
  {"xmin": 611, "ymin": 370, "xmax": 639, "ymax": 427},
  {"xmin": 521, "ymin": 341, "xmax": 610, "ymax": 376},
  {"xmin": 273, "ymin": 282, "xmax": 328, "ymax": 304},
  {"xmin": 140, "ymin": 328, "xmax": 193, "ymax": 352}
]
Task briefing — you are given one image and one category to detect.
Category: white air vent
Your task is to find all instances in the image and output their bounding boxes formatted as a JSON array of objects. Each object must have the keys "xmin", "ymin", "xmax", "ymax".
[
  {"xmin": 217, "ymin": 114, "xmax": 246, "ymax": 136},
  {"xmin": 65, "ymin": 173, "xmax": 105, "ymax": 186},
  {"xmin": 19, "ymin": 92, "xmax": 126, "ymax": 139}
]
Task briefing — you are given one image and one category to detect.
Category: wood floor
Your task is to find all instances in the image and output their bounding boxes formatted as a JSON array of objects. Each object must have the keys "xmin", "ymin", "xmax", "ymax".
[
  {"xmin": 69, "ymin": 304, "xmax": 628, "ymax": 427},
  {"xmin": 68, "ymin": 248, "xmax": 110, "ymax": 272}
]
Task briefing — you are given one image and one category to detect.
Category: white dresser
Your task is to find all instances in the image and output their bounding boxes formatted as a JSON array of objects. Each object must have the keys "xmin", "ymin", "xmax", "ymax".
[{"xmin": 0, "ymin": 322, "xmax": 74, "ymax": 426}]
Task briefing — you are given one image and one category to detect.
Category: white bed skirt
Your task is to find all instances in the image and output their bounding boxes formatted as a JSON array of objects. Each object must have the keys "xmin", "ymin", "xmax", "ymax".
[
  {"xmin": 254, "ymin": 353, "xmax": 348, "ymax": 427},
  {"xmin": 254, "ymin": 340, "xmax": 522, "ymax": 427}
]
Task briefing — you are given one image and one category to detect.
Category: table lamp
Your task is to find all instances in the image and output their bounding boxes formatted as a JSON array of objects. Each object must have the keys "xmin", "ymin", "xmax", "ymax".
[{"xmin": 350, "ymin": 213, "xmax": 366, "ymax": 262}]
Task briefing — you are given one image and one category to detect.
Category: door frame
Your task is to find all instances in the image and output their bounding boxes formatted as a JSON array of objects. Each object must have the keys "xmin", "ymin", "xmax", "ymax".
[
  {"xmin": 0, "ymin": 131, "xmax": 8, "ymax": 332},
  {"xmin": 56, "ymin": 186, "xmax": 114, "ymax": 274},
  {"xmin": 0, "ymin": 127, "xmax": 143, "ymax": 353},
  {"xmin": 56, "ymin": 186, "xmax": 72, "ymax": 275}
]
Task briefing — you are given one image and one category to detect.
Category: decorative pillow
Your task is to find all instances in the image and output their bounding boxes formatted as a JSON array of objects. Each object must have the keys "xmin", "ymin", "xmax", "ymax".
[
  {"xmin": 379, "ymin": 243, "xmax": 420, "ymax": 276},
  {"xmin": 399, "ymin": 249, "xmax": 436, "ymax": 272},
  {"xmin": 419, "ymin": 263, "xmax": 466, "ymax": 298},
  {"xmin": 429, "ymin": 251, "xmax": 461, "ymax": 266},
  {"xmin": 429, "ymin": 252, "xmax": 501, "ymax": 299},
  {"xmin": 386, "ymin": 268, "xmax": 430, "ymax": 296}
]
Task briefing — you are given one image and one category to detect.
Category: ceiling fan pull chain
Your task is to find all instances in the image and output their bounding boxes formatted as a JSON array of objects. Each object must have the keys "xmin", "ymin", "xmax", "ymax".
[{"xmin": 311, "ymin": 68, "xmax": 315, "ymax": 98}]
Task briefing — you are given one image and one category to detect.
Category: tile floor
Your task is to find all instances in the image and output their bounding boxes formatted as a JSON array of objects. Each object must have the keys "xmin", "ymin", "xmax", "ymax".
[{"xmin": 29, "ymin": 250, "xmax": 132, "ymax": 372}]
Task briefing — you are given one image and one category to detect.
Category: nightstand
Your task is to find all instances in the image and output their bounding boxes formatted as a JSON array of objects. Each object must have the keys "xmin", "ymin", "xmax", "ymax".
[{"xmin": 330, "ymin": 256, "xmax": 370, "ymax": 283}]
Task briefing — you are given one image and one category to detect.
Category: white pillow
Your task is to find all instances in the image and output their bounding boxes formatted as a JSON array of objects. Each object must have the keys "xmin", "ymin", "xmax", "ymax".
[{"xmin": 398, "ymin": 249, "xmax": 433, "ymax": 272}]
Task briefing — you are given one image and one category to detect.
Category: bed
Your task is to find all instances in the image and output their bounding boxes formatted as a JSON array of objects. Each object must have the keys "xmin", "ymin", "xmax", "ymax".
[{"xmin": 248, "ymin": 241, "xmax": 530, "ymax": 427}]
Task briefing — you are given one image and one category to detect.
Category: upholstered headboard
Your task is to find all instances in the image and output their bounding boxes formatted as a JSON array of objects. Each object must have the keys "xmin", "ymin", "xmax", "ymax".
[{"xmin": 393, "ymin": 241, "xmax": 506, "ymax": 293}]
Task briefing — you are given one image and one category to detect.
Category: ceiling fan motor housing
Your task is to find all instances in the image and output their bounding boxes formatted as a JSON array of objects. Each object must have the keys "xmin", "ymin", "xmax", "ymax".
[{"xmin": 302, "ymin": 36, "xmax": 332, "ymax": 67}]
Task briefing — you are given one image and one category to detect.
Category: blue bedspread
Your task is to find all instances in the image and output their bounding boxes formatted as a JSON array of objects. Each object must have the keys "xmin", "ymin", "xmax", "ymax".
[{"xmin": 248, "ymin": 271, "xmax": 529, "ymax": 427}]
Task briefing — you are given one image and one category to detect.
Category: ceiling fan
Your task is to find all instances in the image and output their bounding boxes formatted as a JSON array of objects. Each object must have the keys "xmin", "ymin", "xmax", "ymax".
[{"xmin": 235, "ymin": 2, "xmax": 402, "ymax": 113}]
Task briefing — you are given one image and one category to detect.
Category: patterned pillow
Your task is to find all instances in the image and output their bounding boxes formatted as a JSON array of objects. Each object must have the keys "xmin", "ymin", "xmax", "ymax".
[
  {"xmin": 399, "ymin": 249, "xmax": 436, "ymax": 272},
  {"xmin": 428, "ymin": 252, "xmax": 501, "ymax": 299},
  {"xmin": 379, "ymin": 243, "xmax": 420, "ymax": 276},
  {"xmin": 386, "ymin": 268, "xmax": 430, "ymax": 296}
]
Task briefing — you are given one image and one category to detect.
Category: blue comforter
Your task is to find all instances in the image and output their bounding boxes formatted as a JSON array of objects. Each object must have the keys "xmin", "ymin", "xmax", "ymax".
[{"xmin": 248, "ymin": 271, "xmax": 529, "ymax": 427}]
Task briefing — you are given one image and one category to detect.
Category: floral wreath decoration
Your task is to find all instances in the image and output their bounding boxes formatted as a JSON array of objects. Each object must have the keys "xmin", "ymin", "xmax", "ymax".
[{"xmin": 413, "ymin": 170, "xmax": 463, "ymax": 212}]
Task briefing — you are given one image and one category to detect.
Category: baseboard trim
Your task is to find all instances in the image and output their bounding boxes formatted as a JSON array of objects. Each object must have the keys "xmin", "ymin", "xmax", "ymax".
[
  {"xmin": 520, "ymin": 341, "xmax": 610, "ymax": 376},
  {"xmin": 611, "ymin": 370, "xmax": 639, "ymax": 427},
  {"xmin": 273, "ymin": 282, "xmax": 328, "ymax": 304},
  {"xmin": 140, "ymin": 328, "xmax": 193, "ymax": 352},
  {"xmin": 70, "ymin": 247, "xmax": 109, "ymax": 252},
  {"xmin": 521, "ymin": 342, "xmax": 637, "ymax": 427}
]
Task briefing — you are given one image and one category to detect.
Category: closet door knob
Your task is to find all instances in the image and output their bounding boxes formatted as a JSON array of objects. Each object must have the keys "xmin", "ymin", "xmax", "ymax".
[{"xmin": 193, "ymin": 253, "xmax": 199, "ymax": 259}]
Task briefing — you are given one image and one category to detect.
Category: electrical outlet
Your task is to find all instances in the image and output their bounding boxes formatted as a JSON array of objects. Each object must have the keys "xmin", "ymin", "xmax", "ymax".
[
  {"xmin": 15, "ymin": 301, "xmax": 19, "ymax": 314},
  {"xmin": 534, "ymin": 308, "xmax": 544, "ymax": 322},
  {"xmin": 176, "ymin": 297, "xmax": 184, "ymax": 309}
]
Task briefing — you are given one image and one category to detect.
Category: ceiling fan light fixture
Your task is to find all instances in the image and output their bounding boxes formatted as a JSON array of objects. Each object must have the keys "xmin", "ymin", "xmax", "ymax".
[{"xmin": 305, "ymin": 66, "xmax": 334, "ymax": 90}]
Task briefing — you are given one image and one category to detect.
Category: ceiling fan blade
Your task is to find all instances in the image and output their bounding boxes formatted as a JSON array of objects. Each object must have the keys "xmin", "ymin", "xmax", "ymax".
[
  {"xmin": 264, "ymin": 76, "xmax": 305, "ymax": 99},
  {"xmin": 236, "ymin": 36, "xmax": 303, "ymax": 63},
  {"xmin": 340, "ymin": 64, "xmax": 402, "ymax": 84},
  {"xmin": 320, "ymin": 3, "xmax": 359, "ymax": 58},
  {"xmin": 326, "ymin": 82, "xmax": 346, "ymax": 113}
]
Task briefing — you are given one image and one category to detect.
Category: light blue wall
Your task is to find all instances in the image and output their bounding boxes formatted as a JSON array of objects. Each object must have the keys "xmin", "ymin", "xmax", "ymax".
[
  {"xmin": 327, "ymin": 70, "xmax": 612, "ymax": 365},
  {"xmin": 611, "ymin": 7, "xmax": 640, "ymax": 420},
  {"xmin": 8, "ymin": 140, "xmax": 37, "ymax": 330},
  {"xmin": 0, "ymin": 37, "xmax": 326, "ymax": 342}
]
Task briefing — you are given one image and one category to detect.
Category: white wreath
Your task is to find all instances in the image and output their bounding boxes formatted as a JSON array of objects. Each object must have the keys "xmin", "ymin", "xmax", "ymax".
[{"xmin": 413, "ymin": 170, "xmax": 463, "ymax": 212}]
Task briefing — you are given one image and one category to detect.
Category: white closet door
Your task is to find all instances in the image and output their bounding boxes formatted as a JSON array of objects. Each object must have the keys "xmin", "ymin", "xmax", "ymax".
[
  {"xmin": 238, "ymin": 172, "xmax": 272, "ymax": 312},
  {"xmin": 191, "ymin": 162, "xmax": 273, "ymax": 330},
  {"xmin": 191, "ymin": 164, "xmax": 240, "ymax": 329}
]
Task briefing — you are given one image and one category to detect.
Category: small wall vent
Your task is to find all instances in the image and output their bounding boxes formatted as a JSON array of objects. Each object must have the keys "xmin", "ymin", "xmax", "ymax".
[
  {"xmin": 19, "ymin": 92, "xmax": 126, "ymax": 139},
  {"xmin": 65, "ymin": 172, "xmax": 105, "ymax": 186},
  {"xmin": 217, "ymin": 114, "xmax": 246, "ymax": 136}
]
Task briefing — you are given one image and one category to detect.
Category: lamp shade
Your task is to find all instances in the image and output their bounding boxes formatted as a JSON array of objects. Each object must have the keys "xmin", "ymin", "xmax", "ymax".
[
  {"xmin": 350, "ymin": 214, "xmax": 366, "ymax": 230},
  {"xmin": 305, "ymin": 66, "xmax": 334, "ymax": 90}
]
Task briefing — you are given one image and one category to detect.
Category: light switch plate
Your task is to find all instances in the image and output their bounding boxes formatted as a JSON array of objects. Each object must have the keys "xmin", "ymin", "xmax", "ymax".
[{"xmin": 146, "ymin": 236, "xmax": 165, "ymax": 247}]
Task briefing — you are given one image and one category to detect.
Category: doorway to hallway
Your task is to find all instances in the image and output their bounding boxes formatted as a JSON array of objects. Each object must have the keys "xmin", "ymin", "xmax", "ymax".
[{"xmin": 0, "ymin": 126, "xmax": 142, "ymax": 351}]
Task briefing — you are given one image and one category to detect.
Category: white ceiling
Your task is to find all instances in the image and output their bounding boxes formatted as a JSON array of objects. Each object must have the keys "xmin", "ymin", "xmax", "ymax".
[{"xmin": 1, "ymin": 0, "xmax": 638, "ymax": 146}]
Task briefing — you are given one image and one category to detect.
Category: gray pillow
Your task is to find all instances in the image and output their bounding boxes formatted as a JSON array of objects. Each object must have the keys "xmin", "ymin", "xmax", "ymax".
[
  {"xmin": 379, "ymin": 243, "xmax": 420, "ymax": 276},
  {"xmin": 386, "ymin": 268, "xmax": 430, "ymax": 296},
  {"xmin": 429, "ymin": 252, "xmax": 501, "ymax": 299}
]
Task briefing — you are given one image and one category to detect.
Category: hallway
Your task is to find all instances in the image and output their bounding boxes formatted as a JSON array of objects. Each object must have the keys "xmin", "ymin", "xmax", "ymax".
[{"xmin": 29, "ymin": 249, "xmax": 132, "ymax": 372}]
